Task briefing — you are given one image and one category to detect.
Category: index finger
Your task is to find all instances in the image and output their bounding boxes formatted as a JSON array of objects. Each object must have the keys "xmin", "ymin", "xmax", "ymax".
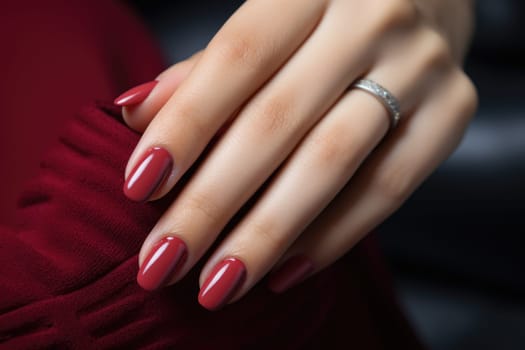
[{"xmin": 123, "ymin": 0, "xmax": 327, "ymax": 201}]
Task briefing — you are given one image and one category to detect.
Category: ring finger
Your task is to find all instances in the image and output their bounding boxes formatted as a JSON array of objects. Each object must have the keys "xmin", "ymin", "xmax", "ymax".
[{"xmin": 268, "ymin": 69, "xmax": 477, "ymax": 293}]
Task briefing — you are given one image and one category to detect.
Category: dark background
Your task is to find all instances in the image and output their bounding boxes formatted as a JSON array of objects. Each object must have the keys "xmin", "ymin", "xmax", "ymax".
[{"xmin": 131, "ymin": 1, "xmax": 525, "ymax": 349}]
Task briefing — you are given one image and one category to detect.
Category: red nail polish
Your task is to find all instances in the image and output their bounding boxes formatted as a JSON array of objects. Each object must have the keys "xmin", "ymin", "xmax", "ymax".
[
  {"xmin": 114, "ymin": 80, "xmax": 158, "ymax": 106},
  {"xmin": 267, "ymin": 256, "xmax": 314, "ymax": 294},
  {"xmin": 123, "ymin": 147, "xmax": 173, "ymax": 202},
  {"xmin": 137, "ymin": 236, "xmax": 188, "ymax": 291},
  {"xmin": 198, "ymin": 258, "xmax": 246, "ymax": 311}
]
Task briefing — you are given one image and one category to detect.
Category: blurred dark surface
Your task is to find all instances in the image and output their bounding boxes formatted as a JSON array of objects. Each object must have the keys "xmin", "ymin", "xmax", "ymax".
[
  {"xmin": 131, "ymin": 1, "xmax": 525, "ymax": 349},
  {"xmin": 379, "ymin": 1, "xmax": 525, "ymax": 348}
]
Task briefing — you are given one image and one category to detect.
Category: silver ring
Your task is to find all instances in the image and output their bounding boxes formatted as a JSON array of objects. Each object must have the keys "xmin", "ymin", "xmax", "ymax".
[{"xmin": 351, "ymin": 78, "xmax": 401, "ymax": 128}]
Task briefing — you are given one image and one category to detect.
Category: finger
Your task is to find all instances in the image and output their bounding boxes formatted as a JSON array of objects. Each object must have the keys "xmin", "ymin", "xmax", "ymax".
[
  {"xmin": 134, "ymin": 0, "xmax": 432, "ymax": 302},
  {"xmin": 194, "ymin": 27, "xmax": 449, "ymax": 306},
  {"xmin": 123, "ymin": 0, "xmax": 326, "ymax": 202},
  {"xmin": 267, "ymin": 70, "xmax": 478, "ymax": 293},
  {"xmin": 119, "ymin": 51, "xmax": 203, "ymax": 133},
  {"xmin": 135, "ymin": 0, "xmax": 374, "ymax": 298},
  {"xmin": 197, "ymin": 88, "xmax": 389, "ymax": 309}
]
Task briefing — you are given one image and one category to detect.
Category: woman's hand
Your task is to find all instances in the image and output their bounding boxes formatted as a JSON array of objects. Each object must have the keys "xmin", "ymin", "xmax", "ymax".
[{"xmin": 115, "ymin": 0, "xmax": 477, "ymax": 310}]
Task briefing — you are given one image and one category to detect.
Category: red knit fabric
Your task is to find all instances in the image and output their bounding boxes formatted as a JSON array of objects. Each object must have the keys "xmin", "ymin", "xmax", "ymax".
[{"xmin": 0, "ymin": 1, "xmax": 424, "ymax": 348}]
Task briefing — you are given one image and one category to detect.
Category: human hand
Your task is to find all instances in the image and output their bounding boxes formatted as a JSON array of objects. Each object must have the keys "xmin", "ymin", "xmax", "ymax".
[{"xmin": 115, "ymin": 0, "xmax": 477, "ymax": 310}]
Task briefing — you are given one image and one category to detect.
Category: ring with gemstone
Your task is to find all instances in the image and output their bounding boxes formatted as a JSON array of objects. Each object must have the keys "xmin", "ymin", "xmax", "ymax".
[{"xmin": 351, "ymin": 78, "xmax": 401, "ymax": 129}]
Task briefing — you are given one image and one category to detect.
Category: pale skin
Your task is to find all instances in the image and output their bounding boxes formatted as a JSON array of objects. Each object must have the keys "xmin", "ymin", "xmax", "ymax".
[{"xmin": 122, "ymin": 0, "xmax": 478, "ymax": 306}]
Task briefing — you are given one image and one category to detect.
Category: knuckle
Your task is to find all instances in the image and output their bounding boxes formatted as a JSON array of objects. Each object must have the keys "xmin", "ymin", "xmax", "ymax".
[
  {"xmin": 185, "ymin": 191, "xmax": 221, "ymax": 223},
  {"xmin": 211, "ymin": 34, "xmax": 266, "ymax": 72},
  {"xmin": 309, "ymin": 124, "xmax": 353, "ymax": 167},
  {"xmin": 251, "ymin": 220, "xmax": 285, "ymax": 252},
  {"xmin": 419, "ymin": 29, "xmax": 453, "ymax": 69},
  {"xmin": 454, "ymin": 70, "xmax": 479, "ymax": 119},
  {"xmin": 441, "ymin": 69, "xmax": 478, "ymax": 126},
  {"xmin": 250, "ymin": 95, "xmax": 294, "ymax": 136},
  {"xmin": 372, "ymin": 161, "xmax": 415, "ymax": 204},
  {"xmin": 174, "ymin": 99, "xmax": 210, "ymax": 140},
  {"xmin": 371, "ymin": 0, "xmax": 418, "ymax": 34}
]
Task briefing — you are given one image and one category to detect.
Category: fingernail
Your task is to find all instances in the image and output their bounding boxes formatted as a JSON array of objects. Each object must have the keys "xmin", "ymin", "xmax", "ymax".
[
  {"xmin": 198, "ymin": 258, "xmax": 246, "ymax": 311},
  {"xmin": 137, "ymin": 236, "xmax": 188, "ymax": 291},
  {"xmin": 123, "ymin": 146, "xmax": 173, "ymax": 201},
  {"xmin": 114, "ymin": 80, "xmax": 158, "ymax": 106},
  {"xmin": 267, "ymin": 255, "xmax": 314, "ymax": 294}
]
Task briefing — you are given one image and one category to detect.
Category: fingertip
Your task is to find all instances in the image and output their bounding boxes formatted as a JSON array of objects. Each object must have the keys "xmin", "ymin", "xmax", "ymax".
[
  {"xmin": 114, "ymin": 80, "xmax": 159, "ymax": 107},
  {"xmin": 123, "ymin": 146, "xmax": 174, "ymax": 202},
  {"xmin": 119, "ymin": 55, "xmax": 201, "ymax": 131},
  {"xmin": 137, "ymin": 236, "xmax": 188, "ymax": 291},
  {"xmin": 198, "ymin": 257, "xmax": 247, "ymax": 311},
  {"xmin": 122, "ymin": 105, "xmax": 150, "ymax": 132}
]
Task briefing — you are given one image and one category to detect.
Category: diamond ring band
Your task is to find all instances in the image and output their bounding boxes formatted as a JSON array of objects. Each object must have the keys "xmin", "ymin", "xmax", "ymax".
[{"xmin": 351, "ymin": 78, "xmax": 401, "ymax": 129}]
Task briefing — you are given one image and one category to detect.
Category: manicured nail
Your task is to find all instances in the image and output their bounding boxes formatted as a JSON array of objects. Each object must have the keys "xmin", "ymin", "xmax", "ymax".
[
  {"xmin": 137, "ymin": 236, "xmax": 188, "ymax": 291},
  {"xmin": 123, "ymin": 147, "xmax": 173, "ymax": 202},
  {"xmin": 267, "ymin": 255, "xmax": 314, "ymax": 294},
  {"xmin": 114, "ymin": 80, "xmax": 158, "ymax": 106},
  {"xmin": 198, "ymin": 258, "xmax": 246, "ymax": 311}
]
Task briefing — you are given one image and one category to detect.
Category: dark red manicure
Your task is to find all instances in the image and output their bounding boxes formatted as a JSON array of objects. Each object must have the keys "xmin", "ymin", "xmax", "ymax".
[
  {"xmin": 267, "ymin": 255, "xmax": 314, "ymax": 294},
  {"xmin": 114, "ymin": 80, "xmax": 158, "ymax": 106},
  {"xmin": 198, "ymin": 258, "xmax": 246, "ymax": 311},
  {"xmin": 137, "ymin": 236, "xmax": 188, "ymax": 291},
  {"xmin": 123, "ymin": 147, "xmax": 173, "ymax": 202}
]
